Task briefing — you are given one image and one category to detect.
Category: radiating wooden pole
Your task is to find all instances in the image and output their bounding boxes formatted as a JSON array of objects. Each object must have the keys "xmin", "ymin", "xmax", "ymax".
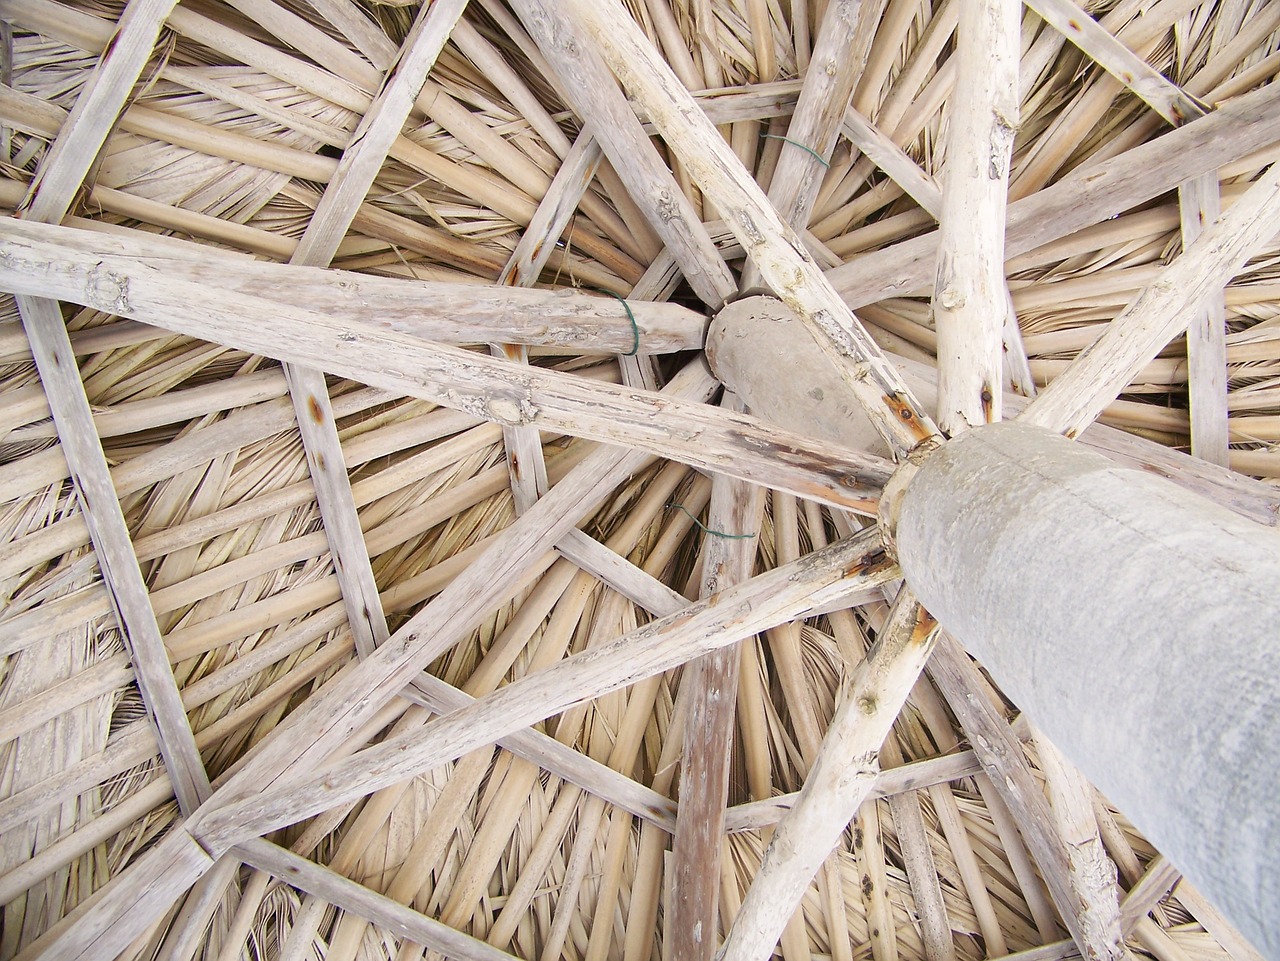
[{"xmin": 886, "ymin": 422, "xmax": 1280, "ymax": 961}]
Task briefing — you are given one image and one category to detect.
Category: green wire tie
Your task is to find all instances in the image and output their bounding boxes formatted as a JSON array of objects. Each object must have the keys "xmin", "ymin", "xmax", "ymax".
[
  {"xmin": 667, "ymin": 503, "xmax": 757, "ymax": 539},
  {"xmin": 591, "ymin": 287, "xmax": 641, "ymax": 357},
  {"xmin": 760, "ymin": 133, "xmax": 830, "ymax": 168}
]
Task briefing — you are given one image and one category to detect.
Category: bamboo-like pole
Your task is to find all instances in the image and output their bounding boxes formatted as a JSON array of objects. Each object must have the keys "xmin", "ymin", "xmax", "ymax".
[
  {"xmin": 15, "ymin": 0, "xmax": 212, "ymax": 817},
  {"xmin": 932, "ymin": 0, "xmax": 1018, "ymax": 433},
  {"xmin": 827, "ymin": 80, "xmax": 1280, "ymax": 309},
  {"xmin": 669, "ymin": 399, "xmax": 763, "ymax": 961},
  {"xmin": 713, "ymin": 588, "xmax": 940, "ymax": 961}
]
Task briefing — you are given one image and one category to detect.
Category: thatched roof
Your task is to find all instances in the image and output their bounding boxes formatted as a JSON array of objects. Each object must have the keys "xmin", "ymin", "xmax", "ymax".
[{"xmin": 0, "ymin": 0, "xmax": 1277, "ymax": 959}]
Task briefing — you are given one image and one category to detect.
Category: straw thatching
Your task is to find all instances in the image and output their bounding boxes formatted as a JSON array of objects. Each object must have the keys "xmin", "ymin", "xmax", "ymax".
[{"xmin": 0, "ymin": 0, "xmax": 1277, "ymax": 959}]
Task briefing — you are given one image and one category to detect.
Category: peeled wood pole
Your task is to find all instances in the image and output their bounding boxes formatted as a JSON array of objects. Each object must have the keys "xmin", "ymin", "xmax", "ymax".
[
  {"xmin": 884, "ymin": 422, "xmax": 1280, "ymax": 961},
  {"xmin": 711, "ymin": 299, "xmax": 1279, "ymax": 958}
]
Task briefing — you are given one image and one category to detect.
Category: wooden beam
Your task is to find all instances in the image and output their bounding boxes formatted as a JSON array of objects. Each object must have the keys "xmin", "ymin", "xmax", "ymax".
[
  {"xmin": 511, "ymin": 0, "xmax": 737, "ymax": 308},
  {"xmin": 190, "ymin": 530, "xmax": 898, "ymax": 852},
  {"xmin": 281, "ymin": 0, "xmax": 467, "ymax": 657},
  {"xmin": 559, "ymin": 0, "xmax": 943, "ymax": 457},
  {"xmin": 0, "ymin": 223, "xmax": 893, "ymax": 513},
  {"xmin": 669, "ymin": 401, "xmax": 764, "ymax": 961},
  {"xmin": 715, "ymin": 588, "xmax": 940, "ymax": 961},
  {"xmin": 827, "ymin": 79, "xmax": 1280, "ymax": 309},
  {"xmin": 234, "ymin": 840, "xmax": 521, "ymax": 961},
  {"xmin": 0, "ymin": 216, "xmax": 705, "ymax": 352},
  {"xmin": 1022, "ymin": 0, "xmax": 1205, "ymax": 127},
  {"xmin": 1020, "ymin": 162, "xmax": 1280, "ymax": 438},
  {"xmin": 932, "ymin": 0, "xmax": 1018, "ymax": 433},
  {"xmin": 494, "ymin": 128, "xmax": 605, "ymax": 513},
  {"xmin": 1178, "ymin": 174, "xmax": 1230, "ymax": 465},
  {"xmin": 15, "ymin": 0, "xmax": 211, "ymax": 816}
]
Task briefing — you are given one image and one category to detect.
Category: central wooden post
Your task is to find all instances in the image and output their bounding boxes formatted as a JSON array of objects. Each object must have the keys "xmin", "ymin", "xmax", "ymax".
[{"xmin": 709, "ymin": 297, "xmax": 1280, "ymax": 960}]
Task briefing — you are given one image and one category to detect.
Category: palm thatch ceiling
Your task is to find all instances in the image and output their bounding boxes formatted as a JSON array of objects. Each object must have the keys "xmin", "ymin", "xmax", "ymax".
[{"xmin": 0, "ymin": 0, "xmax": 1278, "ymax": 960}]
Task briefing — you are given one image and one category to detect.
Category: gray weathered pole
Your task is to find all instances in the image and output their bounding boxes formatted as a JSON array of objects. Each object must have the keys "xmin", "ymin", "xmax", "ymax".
[
  {"xmin": 885, "ymin": 422, "xmax": 1280, "ymax": 961},
  {"xmin": 709, "ymin": 297, "xmax": 1280, "ymax": 960}
]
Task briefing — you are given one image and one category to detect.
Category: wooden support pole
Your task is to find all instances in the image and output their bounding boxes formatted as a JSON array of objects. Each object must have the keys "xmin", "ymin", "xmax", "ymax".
[
  {"xmin": 932, "ymin": 0, "xmax": 1018, "ymax": 433},
  {"xmin": 669, "ymin": 398, "xmax": 764, "ymax": 961},
  {"xmin": 715, "ymin": 587, "xmax": 940, "ymax": 961},
  {"xmin": 891, "ymin": 422, "xmax": 1280, "ymax": 960}
]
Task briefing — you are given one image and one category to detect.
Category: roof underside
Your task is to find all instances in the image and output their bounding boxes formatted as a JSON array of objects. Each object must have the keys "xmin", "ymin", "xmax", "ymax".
[{"xmin": 0, "ymin": 0, "xmax": 1277, "ymax": 960}]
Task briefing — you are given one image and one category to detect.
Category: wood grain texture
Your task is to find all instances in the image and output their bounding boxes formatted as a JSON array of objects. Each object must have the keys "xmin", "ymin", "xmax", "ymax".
[
  {"xmin": 828, "ymin": 80, "xmax": 1280, "ymax": 309},
  {"xmin": 193, "ymin": 529, "xmax": 898, "ymax": 851},
  {"xmin": 0, "ymin": 223, "xmax": 893, "ymax": 512},
  {"xmin": 932, "ymin": 0, "xmax": 1018, "ymax": 433},
  {"xmin": 716, "ymin": 588, "xmax": 939, "ymax": 961}
]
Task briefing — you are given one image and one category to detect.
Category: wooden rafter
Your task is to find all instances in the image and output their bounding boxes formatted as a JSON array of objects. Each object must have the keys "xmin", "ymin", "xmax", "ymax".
[
  {"xmin": 829, "ymin": 78, "xmax": 1280, "ymax": 309},
  {"xmin": 15, "ymin": 0, "xmax": 211, "ymax": 817},
  {"xmin": 668, "ymin": 397, "xmax": 763, "ymax": 961},
  {"xmin": 0, "ymin": 225, "xmax": 894, "ymax": 512},
  {"xmin": 1021, "ymin": 161, "xmax": 1280, "ymax": 437}
]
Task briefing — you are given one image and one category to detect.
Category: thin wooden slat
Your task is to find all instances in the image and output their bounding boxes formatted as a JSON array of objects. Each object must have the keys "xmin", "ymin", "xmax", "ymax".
[
  {"xmin": 0, "ymin": 224, "xmax": 894, "ymax": 513},
  {"xmin": 827, "ymin": 79, "xmax": 1280, "ymax": 309},
  {"xmin": 280, "ymin": 0, "xmax": 468, "ymax": 658},
  {"xmin": 740, "ymin": 0, "xmax": 865, "ymax": 291},
  {"xmin": 927, "ymin": 634, "xmax": 1093, "ymax": 954},
  {"xmin": 401, "ymin": 672, "xmax": 680, "ymax": 832},
  {"xmin": 20, "ymin": 0, "xmax": 178, "ymax": 222},
  {"xmin": 841, "ymin": 107, "xmax": 942, "ymax": 217},
  {"xmin": 1179, "ymin": 174, "xmax": 1230, "ymax": 465},
  {"xmin": 716, "ymin": 589, "xmax": 940, "ymax": 961},
  {"xmin": 669, "ymin": 402, "xmax": 763, "ymax": 961},
  {"xmin": 492, "ymin": 128, "xmax": 602, "ymax": 513},
  {"xmin": 1023, "ymin": 0, "xmax": 1206, "ymax": 126},
  {"xmin": 191, "ymin": 530, "xmax": 898, "ymax": 851},
  {"xmin": 234, "ymin": 840, "xmax": 522, "ymax": 961},
  {"xmin": 932, "ymin": 0, "xmax": 1018, "ymax": 433},
  {"xmin": 1021, "ymin": 162, "xmax": 1280, "ymax": 438},
  {"xmin": 15, "ymin": 0, "xmax": 211, "ymax": 816},
  {"xmin": 723, "ymin": 752, "xmax": 984, "ymax": 833}
]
